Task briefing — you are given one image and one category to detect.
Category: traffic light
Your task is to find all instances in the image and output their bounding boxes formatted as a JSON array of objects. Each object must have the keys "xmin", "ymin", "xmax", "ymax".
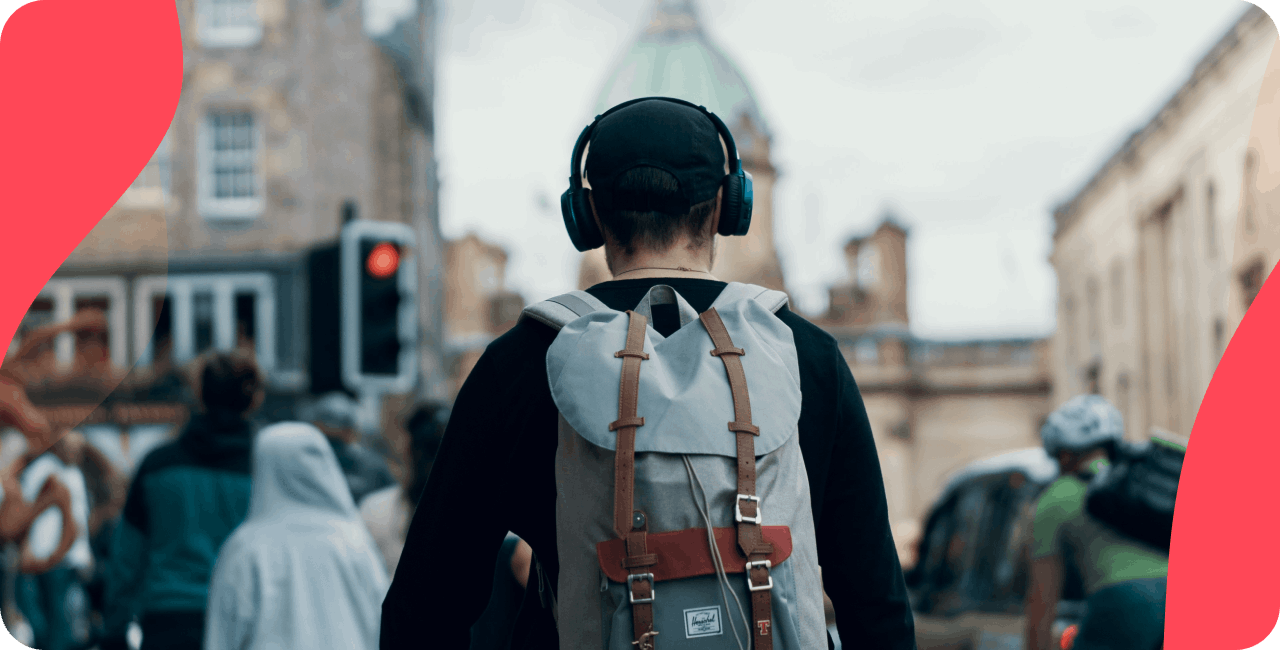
[{"xmin": 340, "ymin": 220, "xmax": 417, "ymax": 393}]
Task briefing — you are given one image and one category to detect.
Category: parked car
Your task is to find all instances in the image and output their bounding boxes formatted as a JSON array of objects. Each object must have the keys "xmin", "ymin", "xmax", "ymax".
[{"xmin": 906, "ymin": 448, "xmax": 1086, "ymax": 650}]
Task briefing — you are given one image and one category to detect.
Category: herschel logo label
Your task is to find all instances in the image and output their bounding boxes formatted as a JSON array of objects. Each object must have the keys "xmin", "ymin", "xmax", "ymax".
[{"xmin": 683, "ymin": 606, "xmax": 723, "ymax": 638}]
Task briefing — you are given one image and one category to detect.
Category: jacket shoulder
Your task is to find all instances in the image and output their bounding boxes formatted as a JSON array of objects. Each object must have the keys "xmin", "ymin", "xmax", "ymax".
[
  {"xmin": 775, "ymin": 307, "xmax": 840, "ymax": 354},
  {"xmin": 133, "ymin": 440, "xmax": 193, "ymax": 479}
]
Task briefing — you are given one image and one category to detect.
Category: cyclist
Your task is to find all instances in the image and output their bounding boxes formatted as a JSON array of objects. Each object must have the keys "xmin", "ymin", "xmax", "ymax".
[{"xmin": 1025, "ymin": 395, "xmax": 1167, "ymax": 650}]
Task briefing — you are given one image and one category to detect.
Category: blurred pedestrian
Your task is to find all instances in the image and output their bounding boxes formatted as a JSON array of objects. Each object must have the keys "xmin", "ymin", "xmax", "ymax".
[
  {"xmin": 359, "ymin": 403, "xmax": 530, "ymax": 650},
  {"xmin": 308, "ymin": 392, "xmax": 395, "ymax": 505},
  {"xmin": 0, "ymin": 309, "xmax": 111, "ymax": 456},
  {"xmin": 359, "ymin": 403, "xmax": 448, "ymax": 575},
  {"xmin": 1024, "ymin": 395, "xmax": 1168, "ymax": 650},
  {"xmin": 14, "ymin": 430, "xmax": 94, "ymax": 650},
  {"xmin": 204, "ymin": 422, "xmax": 389, "ymax": 650},
  {"xmin": 101, "ymin": 351, "xmax": 262, "ymax": 650}
]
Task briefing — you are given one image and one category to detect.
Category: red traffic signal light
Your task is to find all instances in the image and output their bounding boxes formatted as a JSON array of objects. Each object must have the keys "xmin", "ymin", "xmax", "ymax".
[{"xmin": 366, "ymin": 242, "xmax": 400, "ymax": 279}]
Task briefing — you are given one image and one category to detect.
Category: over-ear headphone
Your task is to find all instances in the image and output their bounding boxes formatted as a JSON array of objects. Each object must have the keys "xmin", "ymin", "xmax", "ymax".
[{"xmin": 561, "ymin": 96, "xmax": 754, "ymax": 252}]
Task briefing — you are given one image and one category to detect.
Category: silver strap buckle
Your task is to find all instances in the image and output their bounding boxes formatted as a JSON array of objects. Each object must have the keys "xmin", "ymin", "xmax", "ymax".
[
  {"xmin": 735, "ymin": 494, "xmax": 763, "ymax": 525},
  {"xmin": 628, "ymin": 573, "xmax": 655, "ymax": 604},
  {"xmin": 745, "ymin": 559, "xmax": 773, "ymax": 592}
]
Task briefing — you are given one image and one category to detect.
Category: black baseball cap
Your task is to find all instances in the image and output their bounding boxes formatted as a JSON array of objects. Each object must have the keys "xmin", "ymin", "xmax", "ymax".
[{"xmin": 585, "ymin": 98, "xmax": 727, "ymax": 215}]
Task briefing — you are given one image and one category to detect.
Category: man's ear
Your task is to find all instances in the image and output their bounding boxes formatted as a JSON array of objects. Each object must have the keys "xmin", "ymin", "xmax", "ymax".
[
  {"xmin": 588, "ymin": 193, "xmax": 609, "ymax": 246},
  {"xmin": 708, "ymin": 188, "xmax": 723, "ymax": 237}
]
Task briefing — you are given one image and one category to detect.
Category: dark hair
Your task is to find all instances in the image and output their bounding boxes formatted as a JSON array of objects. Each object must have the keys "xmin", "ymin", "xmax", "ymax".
[
  {"xmin": 594, "ymin": 167, "xmax": 718, "ymax": 256},
  {"xmin": 197, "ymin": 351, "xmax": 263, "ymax": 414}
]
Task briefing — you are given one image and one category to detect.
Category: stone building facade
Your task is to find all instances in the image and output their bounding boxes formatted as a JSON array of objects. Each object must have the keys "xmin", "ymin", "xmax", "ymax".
[
  {"xmin": 818, "ymin": 217, "xmax": 1053, "ymax": 564},
  {"xmin": 443, "ymin": 233, "xmax": 524, "ymax": 396},
  {"xmin": 1051, "ymin": 7, "xmax": 1275, "ymax": 441},
  {"xmin": 13, "ymin": 0, "xmax": 444, "ymax": 411},
  {"xmin": 1229, "ymin": 24, "xmax": 1280, "ymax": 327}
]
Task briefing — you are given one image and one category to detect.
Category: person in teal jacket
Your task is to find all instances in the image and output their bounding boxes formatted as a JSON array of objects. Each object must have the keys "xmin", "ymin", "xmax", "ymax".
[
  {"xmin": 1024, "ymin": 395, "xmax": 1168, "ymax": 650},
  {"xmin": 101, "ymin": 351, "xmax": 263, "ymax": 650}
]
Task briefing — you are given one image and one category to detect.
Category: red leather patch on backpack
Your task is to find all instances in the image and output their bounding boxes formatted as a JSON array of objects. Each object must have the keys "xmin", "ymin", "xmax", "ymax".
[{"xmin": 596, "ymin": 526, "xmax": 792, "ymax": 584}]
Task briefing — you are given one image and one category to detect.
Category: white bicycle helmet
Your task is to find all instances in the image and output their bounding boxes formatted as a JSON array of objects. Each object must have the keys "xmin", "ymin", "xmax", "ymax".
[{"xmin": 1040, "ymin": 394, "xmax": 1124, "ymax": 458}]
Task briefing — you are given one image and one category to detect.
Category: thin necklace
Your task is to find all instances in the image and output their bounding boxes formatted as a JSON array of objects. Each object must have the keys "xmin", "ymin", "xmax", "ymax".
[{"xmin": 613, "ymin": 266, "xmax": 712, "ymax": 277}]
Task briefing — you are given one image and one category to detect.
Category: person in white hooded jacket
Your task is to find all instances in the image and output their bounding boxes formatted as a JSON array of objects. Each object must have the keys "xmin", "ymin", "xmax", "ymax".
[{"xmin": 203, "ymin": 422, "xmax": 389, "ymax": 650}]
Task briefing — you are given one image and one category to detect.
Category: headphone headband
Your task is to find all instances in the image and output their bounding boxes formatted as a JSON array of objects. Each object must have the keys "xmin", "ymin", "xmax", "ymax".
[{"xmin": 561, "ymin": 96, "xmax": 754, "ymax": 252}]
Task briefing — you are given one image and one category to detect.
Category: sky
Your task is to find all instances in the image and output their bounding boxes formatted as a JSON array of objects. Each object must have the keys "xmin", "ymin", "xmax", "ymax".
[{"xmin": 370, "ymin": 0, "xmax": 1257, "ymax": 340}]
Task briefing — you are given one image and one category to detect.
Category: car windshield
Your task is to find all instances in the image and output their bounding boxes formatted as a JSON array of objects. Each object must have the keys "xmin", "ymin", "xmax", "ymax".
[{"xmin": 911, "ymin": 471, "xmax": 1047, "ymax": 616}]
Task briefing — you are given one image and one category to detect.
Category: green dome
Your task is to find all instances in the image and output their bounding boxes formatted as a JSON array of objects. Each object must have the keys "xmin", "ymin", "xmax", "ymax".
[{"xmin": 593, "ymin": 0, "xmax": 771, "ymax": 150}]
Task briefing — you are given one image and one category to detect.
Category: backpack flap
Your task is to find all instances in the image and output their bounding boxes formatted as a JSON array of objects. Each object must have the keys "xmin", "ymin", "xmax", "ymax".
[{"xmin": 546, "ymin": 297, "xmax": 801, "ymax": 458}]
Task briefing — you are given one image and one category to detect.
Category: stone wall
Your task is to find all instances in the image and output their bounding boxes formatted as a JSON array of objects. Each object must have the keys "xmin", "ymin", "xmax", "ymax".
[{"xmin": 1051, "ymin": 9, "xmax": 1275, "ymax": 440}]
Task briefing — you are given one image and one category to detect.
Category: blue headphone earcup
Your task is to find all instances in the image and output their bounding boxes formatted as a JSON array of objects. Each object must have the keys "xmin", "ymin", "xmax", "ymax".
[
  {"xmin": 735, "ymin": 169, "xmax": 754, "ymax": 237},
  {"xmin": 561, "ymin": 187, "xmax": 604, "ymax": 252},
  {"xmin": 717, "ymin": 169, "xmax": 753, "ymax": 237}
]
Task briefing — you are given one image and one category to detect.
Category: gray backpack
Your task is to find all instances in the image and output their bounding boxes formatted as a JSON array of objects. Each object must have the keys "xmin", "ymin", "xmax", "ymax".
[{"xmin": 521, "ymin": 283, "xmax": 826, "ymax": 650}]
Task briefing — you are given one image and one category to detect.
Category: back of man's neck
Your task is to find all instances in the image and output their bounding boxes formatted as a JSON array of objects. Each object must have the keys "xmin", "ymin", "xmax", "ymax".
[{"xmin": 608, "ymin": 267, "xmax": 719, "ymax": 281}]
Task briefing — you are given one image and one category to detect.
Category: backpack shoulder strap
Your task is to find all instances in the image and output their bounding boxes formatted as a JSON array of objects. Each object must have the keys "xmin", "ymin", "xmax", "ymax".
[
  {"xmin": 709, "ymin": 282, "xmax": 790, "ymax": 314},
  {"xmin": 519, "ymin": 291, "xmax": 612, "ymax": 331}
]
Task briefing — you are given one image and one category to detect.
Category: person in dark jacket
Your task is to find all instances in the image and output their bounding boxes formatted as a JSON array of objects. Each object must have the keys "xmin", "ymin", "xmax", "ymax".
[
  {"xmin": 381, "ymin": 98, "xmax": 916, "ymax": 649},
  {"xmin": 101, "ymin": 351, "xmax": 262, "ymax": 650},
  {"xmin": 308, "ymin": 392, "xmax": 395, "ymax": 505}
]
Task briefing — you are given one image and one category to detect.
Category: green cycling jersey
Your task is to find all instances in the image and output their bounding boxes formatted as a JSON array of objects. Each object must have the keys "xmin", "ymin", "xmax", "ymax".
[{"xmin": 1030, "ymin": 460, "xmax": 1168, "ymax": 595}]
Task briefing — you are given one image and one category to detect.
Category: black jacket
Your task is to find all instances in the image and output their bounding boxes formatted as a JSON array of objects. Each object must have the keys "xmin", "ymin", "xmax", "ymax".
[{"xmin": 381, "ymin": 278, "xmax": 917, "ymax": 649}]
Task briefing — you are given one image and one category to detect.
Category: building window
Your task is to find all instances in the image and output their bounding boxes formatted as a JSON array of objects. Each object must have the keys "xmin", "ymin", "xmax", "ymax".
[
  {"xmin": 1084, "ymin": 358, "xmax": 1101, "ymax": 395},
  {"xmin": 133, "ymin": 274, "xmax": 277, "ymax": 374},
  {"xmin": 1115, "ymin": 372, "xmax": 1130, "ymax": 434},
  {"xmin": 1011, "ymin": 346, "xmax": 1034, "ymax": 365},
  {"xmin": 1213, "ymin": 318, "xmax": 1226, "ymax": 361},
  {"xmin": 857, "ymin": 243, "xmax": 881, "ymax": 289},
  {"xmin": 1062, "ymin": 293, "xmax": 1078, "ymax": 367},
  {"xmin": 1109, "ymin": 260, "xmax": 1124, "ymax": 327},
  {"xmin": 1205, "ymin": 180, "xmax": 1218, "ymax": 259},
  {"xmin": 854, "ymin": 339, "xmax": 879, "ymax": 365},
  {"xmin": 1085, "ymin": 276, "xmax": 1101, "ymax": 355},
  {"xmin": 1239, "ymin": 259, "xmax": 1266, "ymax": 311},
  {"xmin": 1243, "ymin": 151, "xmax": 1259, "ymax": 237},
  {"xmin": 198, "ymin": 112, "xmax": 263, "ymax": 220},
  {"xmin": 198, "ymin": 0, "xmax": 263, "ymax": 48},
  {"xmin": 120, "ymin": 129, "xmax": 172, "ymax": 208},
  {"xmin": 13, "ymin": 279, "xmax": 129, "ymax": 370}
]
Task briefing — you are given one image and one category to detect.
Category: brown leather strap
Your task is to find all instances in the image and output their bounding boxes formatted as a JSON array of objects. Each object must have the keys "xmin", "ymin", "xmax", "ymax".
[
  {"xmin": 627, "ymin": 527, "xmax": 657, "ymax": 649},
  {"xmin": 622, "ymin": 554, "xmax": 659, "ymax": 569},
  {"xmin": 699, "ymin": 309, "xmax": 773, "ymax": 556},
  {"xmin": 632, "ymin": 591, "xmax": 658, "ymax": 650},
  {"xmin": 612, "ymin": 311, "xmax": 658, "ymax": 649},
  {"xmin": 751, "ymin": 587, "xmax": 775, "ymax": 650},
  {"xmin": 612, "ymin": 310, "xmax": 648, "ymax": 540},
  {"xmin": 700, "ymin": 308, "xmax": 775, "ymax": 649}
]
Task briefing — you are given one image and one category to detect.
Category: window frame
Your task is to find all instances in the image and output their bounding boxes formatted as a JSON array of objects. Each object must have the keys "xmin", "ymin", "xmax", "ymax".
[
  {"xmin": 854, "ymin": 338, "xmax": 879, "ymax": 365},
  {"xmin": 132, "ymin": 274, "xmax": 277, "ymax": 374},
  {"xmin": 196, "ymin": 110, "xmax": 265, "ymax": 221},
  {"xmin": 23, "ymin": 278, "xmax": 130, "ymax": 369},
  {"xmin": 196, "ymin": 0, "xmax": 264, "ymax": 49}
]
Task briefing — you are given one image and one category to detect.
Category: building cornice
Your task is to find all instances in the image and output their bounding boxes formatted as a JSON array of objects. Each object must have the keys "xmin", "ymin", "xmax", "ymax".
[{"xmin": 1051, "ymin": 5, "xmax": 1269, "ymax": 241}]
